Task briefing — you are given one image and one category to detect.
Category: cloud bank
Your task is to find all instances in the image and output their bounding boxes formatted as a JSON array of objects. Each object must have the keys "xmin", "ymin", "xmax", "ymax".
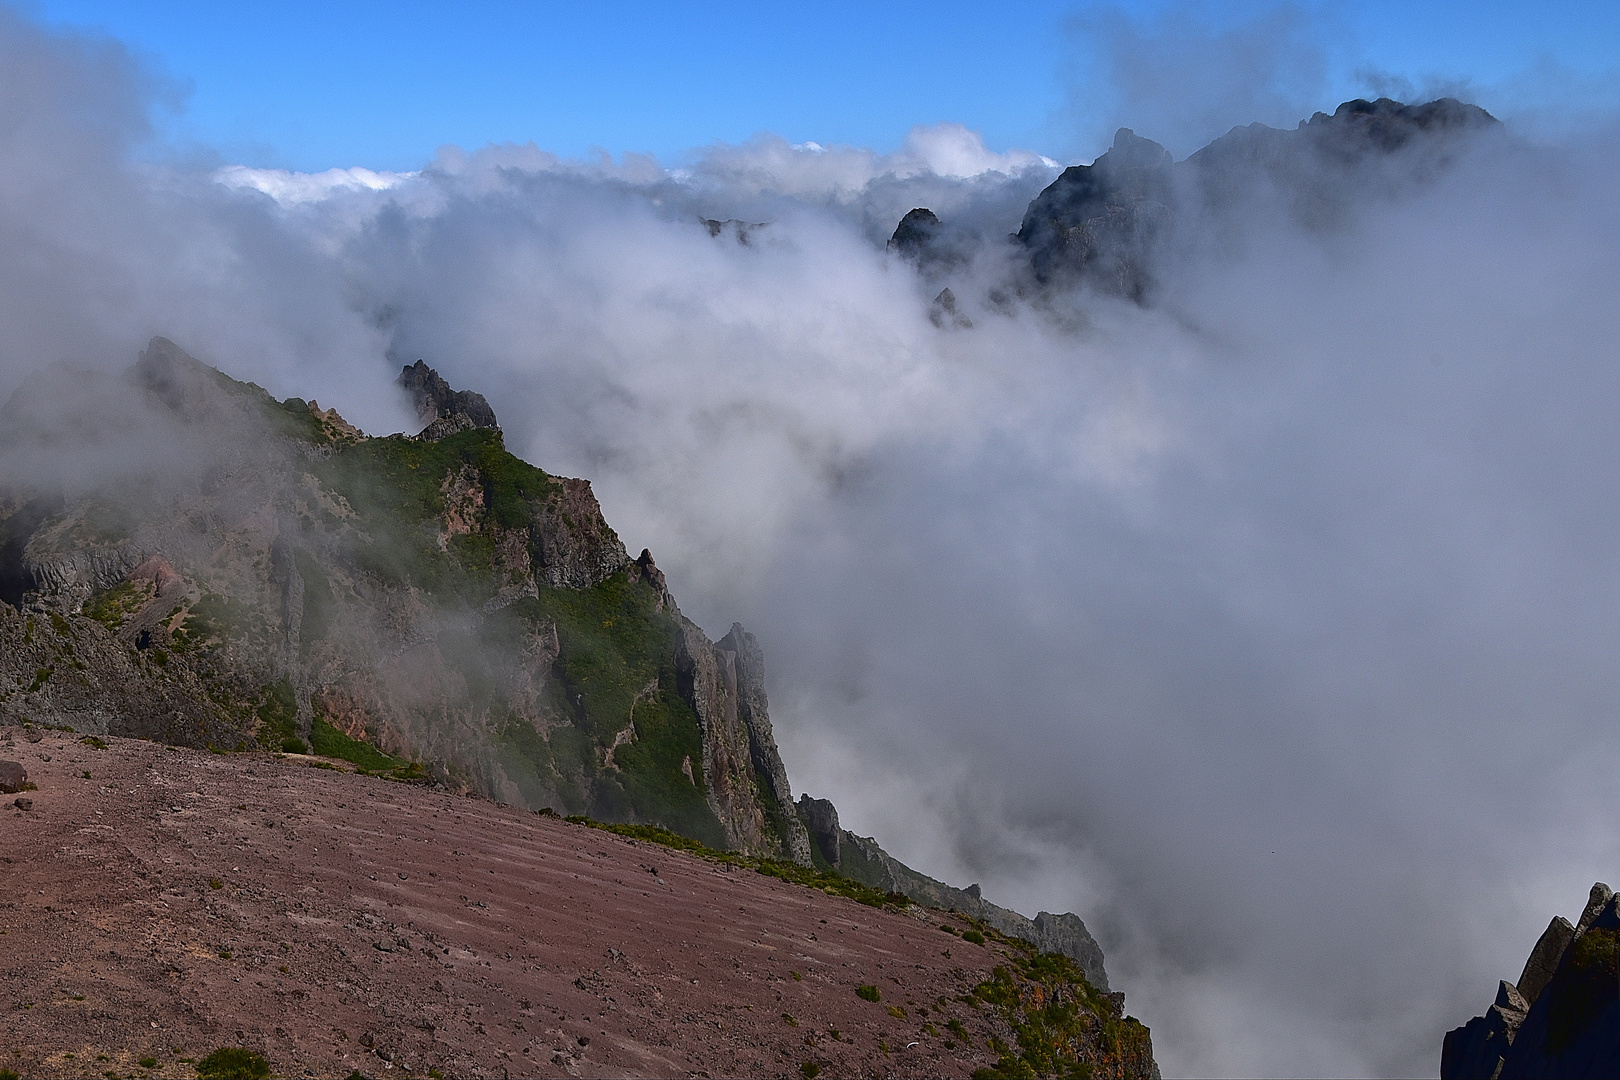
[{"xmin": 5, "ymin": 6, "xmax": 1620, "ymax": 1078}]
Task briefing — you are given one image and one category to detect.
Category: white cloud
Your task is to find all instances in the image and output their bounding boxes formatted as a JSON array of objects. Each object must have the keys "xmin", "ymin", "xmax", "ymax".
[{"xmin": 213, "ymin": 164, "xmax": 414, "ymax": 205}]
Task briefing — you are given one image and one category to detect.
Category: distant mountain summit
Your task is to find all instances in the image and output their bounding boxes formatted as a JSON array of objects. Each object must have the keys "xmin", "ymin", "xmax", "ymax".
[{"xmin": 891, "ymin": 97, "xmax": 1501, "ymax": 303}]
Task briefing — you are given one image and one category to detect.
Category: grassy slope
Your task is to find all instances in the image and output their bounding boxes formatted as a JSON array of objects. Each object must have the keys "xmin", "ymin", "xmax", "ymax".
[{"xmin": 309, "ymin": 423, "xmax": 728, "ymax": 846}]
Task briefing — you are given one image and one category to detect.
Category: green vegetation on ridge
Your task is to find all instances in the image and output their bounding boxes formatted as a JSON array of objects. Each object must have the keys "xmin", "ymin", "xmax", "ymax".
[
  {"xmin": 563, "ymin": 815, "xmax": 910, "ymax": 909},
  {"xmin": 496, "ymin": 572, "xmax": 728, "ymax": 847}
]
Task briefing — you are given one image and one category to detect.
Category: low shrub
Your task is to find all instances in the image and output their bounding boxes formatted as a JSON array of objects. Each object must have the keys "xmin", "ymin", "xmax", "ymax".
[
  {"xmin": 856, "ymin": 984, "xmax": 881, "ymax": 1002},
  {"xmin": 195, "ymin": 1046, "xmax": 270, "ymax": 1080}
]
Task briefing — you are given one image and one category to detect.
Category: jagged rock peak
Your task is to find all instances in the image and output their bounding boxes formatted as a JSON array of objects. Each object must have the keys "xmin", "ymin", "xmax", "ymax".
[
  {"xmin": 399, "ymin": 360, "xmax": 499, "ymax": 441},
  {"xmin": 702, "ymin": 218, "xmax": 767, "ymax": 244},
  {"xmin": 930, "ymin": 288, "xmax": 972, "ymax": 330},
  {"xmin": 1443, "ymin": 881, "xmax": 1620, "ymax": 1079},
  {"xmin": 889, "ymin": 208, "xmax": 942, "ymax": 259},
  {"xmin": 1300, "ymin": 96, "xmax": 1498, "ymax": 145},
  {"xmin": 1096, "ymin": 127, "xmax": 1174, "ymax": 175}
]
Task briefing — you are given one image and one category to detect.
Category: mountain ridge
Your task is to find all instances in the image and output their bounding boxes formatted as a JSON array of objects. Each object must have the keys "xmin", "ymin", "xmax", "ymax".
[{"xmin": 0, "ymin": 337, "xmax": 1116, "ymax": 1003}]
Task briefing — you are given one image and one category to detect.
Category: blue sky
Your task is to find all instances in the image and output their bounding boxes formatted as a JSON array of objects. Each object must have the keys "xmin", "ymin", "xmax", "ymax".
[{"xmin": 20, "ymin": 0, "xmax": 1620, "ymax": 170}]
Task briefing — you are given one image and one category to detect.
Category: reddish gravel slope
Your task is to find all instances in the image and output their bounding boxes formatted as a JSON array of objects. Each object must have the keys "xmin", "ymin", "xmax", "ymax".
[{"xmin": 1, "ymin": 730, "xmax": 1028, "ymax": 1079}]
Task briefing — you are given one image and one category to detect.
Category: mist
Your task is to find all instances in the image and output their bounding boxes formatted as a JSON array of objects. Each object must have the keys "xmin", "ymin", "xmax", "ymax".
[{"xmin": 6, "ymin": 5, "xmax": 1620, "ymax": 1077}]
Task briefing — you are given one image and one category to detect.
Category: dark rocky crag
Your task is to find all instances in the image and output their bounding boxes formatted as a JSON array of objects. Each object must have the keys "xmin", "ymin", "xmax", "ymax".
[
  {"xmin": 1443, "ymin": 882, "xmax": 1620, "ymax": 1079},
  {"xmin": 0, "ymin": 337, "xmax": 1116, "ymax": 992}
]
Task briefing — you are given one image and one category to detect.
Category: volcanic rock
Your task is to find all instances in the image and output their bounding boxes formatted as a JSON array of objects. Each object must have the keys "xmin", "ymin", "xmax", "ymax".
[
  {"xmin": 0, "ymin": 759, "xmax": 26, "ymax": 792},
  {"xmin": 399, "ymin": 358, "xmax": 499, "ymax": 439},
  {"xmin": 1443, "ymin": 882, "xmax": 1620, "ymax": 1078},
  {"xmin": 0, "ymin": 734, "xmax": 1157, "ymax": 1079}
]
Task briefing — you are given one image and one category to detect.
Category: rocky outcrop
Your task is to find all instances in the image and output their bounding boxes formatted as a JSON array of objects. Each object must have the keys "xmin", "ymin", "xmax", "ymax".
[
  {"xmin": 701, "ymin": 218, "xmax": 767, "ymax": 245},
  {"xmin": 889, "ymin": 208, "xmax": 944, "ymax": 260},
  {"xmin": 674, "ymin": 617, "xmax": 812, "ymax": 864},
  {"xmin": 1443, "ymin": 882, "xmax": 1620, "ymax": 1079},
  {"xmin": 797, "ymin": 792, "xmax": 1111, "ymax": 990},
  {"xmin": 400, "ymin": 359, "xmax": 500, "ymax": 440},
  {"xmin": 529, "ymin": 478, "xmax": 631, "ymax": 589},
  {"xmin": 929, "ymin": 287, "xmax": 972, "ymax": 329},
  {"xmin": 719, "ymin": 623, "xmax": 813, "ymax": 865},
  {"xmin": 1016, "ymin": 127, "xmax": 1174, "ymax": 300}
]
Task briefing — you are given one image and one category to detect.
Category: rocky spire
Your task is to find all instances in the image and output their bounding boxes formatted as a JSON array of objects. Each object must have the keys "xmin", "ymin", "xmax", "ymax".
[{"xmin": 399, "ymin": 360, "xmax": 499, "ymax": 441}]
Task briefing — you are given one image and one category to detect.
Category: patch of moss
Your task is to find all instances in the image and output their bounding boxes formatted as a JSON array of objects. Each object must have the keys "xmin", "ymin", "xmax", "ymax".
[
  {"xmin": 195, "ymin": 1046, "xmax": 270, "ymax": 1080},
  {"xmin": 310, "ymin": 716, "xmax": 397, "ymax": 768},
  {"xmin": 175, "ymin": 593, "xmax": 249, "ymax": 651},
  {"xmin": 310, "ymin": 717, "xmax": 426, "ymax": 782},
  {"xmin": 311, "ymin": 428, "xmax": 558, "ymax": 602}
]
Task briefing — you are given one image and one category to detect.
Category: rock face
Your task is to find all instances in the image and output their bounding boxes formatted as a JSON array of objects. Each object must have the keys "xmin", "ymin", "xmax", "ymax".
[
  {"xmin": 1443, "ymin": 882, "xmax": 1620, "ymax": 1078},
  {"xmin": 1016, "ymin": 127, "xmax": 1175, "ymax": 299},
  {"xmin": 796, "ymin": 791, "xmax": 1111, "ymax": 991},
  {"xmin": 0, "ymin": 339, "xmax": 808, "ymax": 862},
  {"xmin": 673, "ymin": 618, "xmax": 813, "ymax": 863}
]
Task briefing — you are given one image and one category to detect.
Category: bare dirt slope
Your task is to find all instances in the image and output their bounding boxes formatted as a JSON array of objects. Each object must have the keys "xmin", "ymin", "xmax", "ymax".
[{"xmin": 1, "ymin": 730, "xmax": 1065, "ymax": 1079}]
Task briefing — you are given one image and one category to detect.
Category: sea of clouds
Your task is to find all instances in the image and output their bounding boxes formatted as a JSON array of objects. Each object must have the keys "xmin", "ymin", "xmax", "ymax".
[{"xmin": 5, "ymin": 3, "xmax": 1620, "ymax": 1076}]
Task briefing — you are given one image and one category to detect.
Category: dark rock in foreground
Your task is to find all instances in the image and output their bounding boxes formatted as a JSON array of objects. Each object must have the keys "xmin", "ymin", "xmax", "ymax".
[
  {"xmin": 1443, "ymin": 882, "xmax": 1620, "ymax": 1078},
  {"xmin": 0, "ymin": 758, "xmax": 26, "ymax": 793}
]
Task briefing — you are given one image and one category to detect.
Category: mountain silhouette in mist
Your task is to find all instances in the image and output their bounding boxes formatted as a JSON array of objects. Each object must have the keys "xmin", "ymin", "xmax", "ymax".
[{"xmin": 894, "ymin": 96, "xmax": 1501, "ymax": 302}]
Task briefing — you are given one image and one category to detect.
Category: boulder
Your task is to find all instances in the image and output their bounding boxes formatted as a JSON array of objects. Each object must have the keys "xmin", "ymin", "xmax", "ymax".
[
  {"xmin": 0, "ymin": 759, "xmax": 26, "ymax": 793},
  {"xmin": 1516, "ymin": 916, "xmax": 1576, "ymax": 1004}
]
